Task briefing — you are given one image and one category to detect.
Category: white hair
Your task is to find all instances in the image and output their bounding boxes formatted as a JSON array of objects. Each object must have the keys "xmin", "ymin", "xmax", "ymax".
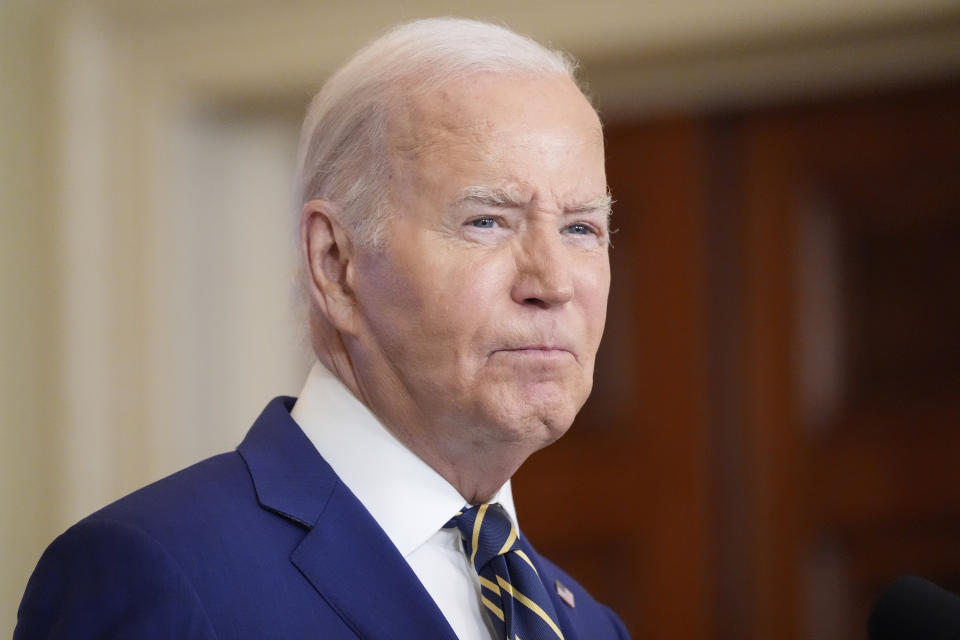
[{"xmin": 293, "ymin": 17, "xmax": 580, "ymax": 247}]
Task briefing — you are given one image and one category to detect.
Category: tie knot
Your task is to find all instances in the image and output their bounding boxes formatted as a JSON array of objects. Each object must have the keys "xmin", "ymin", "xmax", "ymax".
[{"xmin": 447, "ymin": 503, "xmax": 519, "ymax": 571}]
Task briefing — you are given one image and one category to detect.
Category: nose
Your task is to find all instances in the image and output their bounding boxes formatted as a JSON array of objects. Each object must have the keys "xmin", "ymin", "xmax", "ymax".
[{"xmin": 510, "ymin": 226, "xmax": 575, "ymax": 308}]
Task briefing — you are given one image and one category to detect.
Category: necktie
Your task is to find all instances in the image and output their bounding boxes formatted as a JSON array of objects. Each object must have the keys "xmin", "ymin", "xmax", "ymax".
[{"xmin": 447, "ymin": 503, "xmax": 565, "ymax": 640}]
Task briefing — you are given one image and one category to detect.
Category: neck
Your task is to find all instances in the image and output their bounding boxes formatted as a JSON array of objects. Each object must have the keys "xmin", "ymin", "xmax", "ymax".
[
  {"xmin": 314, "ymin": 337, "xmax": 533, "ymax": 505},
  {"xmin": 399, "ymin": 427, "xmax": 524, "ymax": 504}
]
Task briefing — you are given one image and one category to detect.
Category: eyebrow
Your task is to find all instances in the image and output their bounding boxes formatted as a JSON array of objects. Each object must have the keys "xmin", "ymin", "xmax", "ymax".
[{"xmin": 453, "ymin": 186, "xmax": 613, "ymax": 217}]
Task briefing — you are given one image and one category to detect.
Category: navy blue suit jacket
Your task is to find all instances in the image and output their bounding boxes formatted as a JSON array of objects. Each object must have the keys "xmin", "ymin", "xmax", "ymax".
[{"xmin": 16, "ymin": 397, "xmax": 629, "ymax": 639}]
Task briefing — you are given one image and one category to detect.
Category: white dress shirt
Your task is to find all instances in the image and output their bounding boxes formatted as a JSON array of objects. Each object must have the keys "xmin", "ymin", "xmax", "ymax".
[{"xmin": 291, "ymin": 362, "xmax": 517, "ymax": 640}]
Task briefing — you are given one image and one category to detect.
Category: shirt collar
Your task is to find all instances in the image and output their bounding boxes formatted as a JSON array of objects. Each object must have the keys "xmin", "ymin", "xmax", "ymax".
[{"xmin": 290, "ymin": 362, "xmax": 518, "ymax": 557}]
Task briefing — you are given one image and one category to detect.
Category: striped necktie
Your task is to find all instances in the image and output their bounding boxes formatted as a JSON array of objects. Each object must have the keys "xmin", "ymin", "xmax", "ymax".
[{"xmin": 447, "ymin": 503, "xmax": 565, "ymax": 640}]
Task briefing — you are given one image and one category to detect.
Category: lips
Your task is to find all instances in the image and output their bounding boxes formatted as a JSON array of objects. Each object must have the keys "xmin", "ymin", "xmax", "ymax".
[
  {"xmin": 492, "ymin": 345, "xmax": 577, "ymax": 363},
  {"xmin": 488, "ymin": 330, "xmax": 580, "ymax": 362}
]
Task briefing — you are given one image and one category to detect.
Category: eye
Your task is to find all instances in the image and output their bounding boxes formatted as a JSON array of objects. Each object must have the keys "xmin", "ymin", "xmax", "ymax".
[
  {"xmin": 469, "ymin": 217, "xmax": 498, "ymax": 229},
  {"xmin": 564, "ymin": 222, "xmax": 595, "ymax": 235}
]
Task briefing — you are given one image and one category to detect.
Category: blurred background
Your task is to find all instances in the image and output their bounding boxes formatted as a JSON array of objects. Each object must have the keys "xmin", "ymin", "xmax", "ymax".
[{"xmin": 2, "ymin": 0, "xmax": 960, "ymax": 637}]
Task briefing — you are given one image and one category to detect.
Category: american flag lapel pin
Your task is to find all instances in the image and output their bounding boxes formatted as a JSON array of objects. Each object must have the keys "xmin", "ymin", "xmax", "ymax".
[{"xmin": 555, "ymin": 579, "xmax": 576, "ymax": 608}]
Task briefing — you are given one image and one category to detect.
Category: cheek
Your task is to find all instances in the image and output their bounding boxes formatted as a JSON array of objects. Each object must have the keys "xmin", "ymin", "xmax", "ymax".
[
  {"xmin": 354, "ymin": 253, "xmax": 431, "ymax": 355},
  {"xmin": 424, "ymin": 259, "xmax": 510, "ymax": 347},
  {"xmin": 361, "ymin": 251, "xmax": 509, "ymax": 362},
  {"xmin": 577, "ymin": 259, "xmax": 611, "ymax": 330},
  {"xmin": 592, "ymin": 276, "xmax": 611, "ymax": 330}
]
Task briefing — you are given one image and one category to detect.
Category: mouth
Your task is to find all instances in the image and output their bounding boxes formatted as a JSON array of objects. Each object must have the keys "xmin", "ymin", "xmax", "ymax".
[{"xmin": 493, "ymin": 345, "xmax": 576, "ymax": 360}]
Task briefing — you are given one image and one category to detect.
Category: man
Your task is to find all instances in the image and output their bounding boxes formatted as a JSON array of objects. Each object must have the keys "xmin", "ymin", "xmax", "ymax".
[{"xmin": 16, "ymin": 17, "xmax": 628, "ymax": 640}]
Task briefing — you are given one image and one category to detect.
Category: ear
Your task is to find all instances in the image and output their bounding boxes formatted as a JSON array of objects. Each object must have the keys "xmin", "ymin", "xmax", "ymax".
[{"xmin": 300, "ymin": 200, "xmax": 359, "ymax": 334}]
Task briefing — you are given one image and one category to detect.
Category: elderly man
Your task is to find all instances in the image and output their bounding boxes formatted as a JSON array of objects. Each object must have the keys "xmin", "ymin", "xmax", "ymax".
[{"xmin": 16, "ymin": 17, "xmax": 627, "ymax": 640}]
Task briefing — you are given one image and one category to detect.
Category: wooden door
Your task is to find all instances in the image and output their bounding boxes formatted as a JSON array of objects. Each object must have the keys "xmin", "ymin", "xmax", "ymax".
[{"xmin": 729, "ymin": 85, "xmax": 960, "ymax": 640}]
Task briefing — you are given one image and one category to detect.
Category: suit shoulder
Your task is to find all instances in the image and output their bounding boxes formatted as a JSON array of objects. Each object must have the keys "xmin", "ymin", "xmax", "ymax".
[
  {"xmin": 57, "ymin": 449, "xmax": 288, "ymax": 583},
  {"xmin": 88, "ymin": 451, "xmax": 253, "ymax": 532},
  {"xmin": 534, "ymin": 552, "xmax": 631, "ymax": 639},
  {"xmin": 15, "ymin": 450, "xmax": 293, "ymax": 638},
  {"xmin": 15, "ymin": 517, "xmax": 218, "ymax": 639}
]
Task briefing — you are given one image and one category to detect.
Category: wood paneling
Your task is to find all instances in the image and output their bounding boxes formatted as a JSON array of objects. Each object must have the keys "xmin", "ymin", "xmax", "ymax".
[{"xmin": 730, "ymin": 84, "xmax": 960, "ymax": 639}]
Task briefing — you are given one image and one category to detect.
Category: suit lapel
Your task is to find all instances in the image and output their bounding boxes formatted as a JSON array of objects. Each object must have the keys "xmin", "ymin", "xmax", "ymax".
[
  {"xmin": 238, "ymin": 398, "xmax": 457, "ymax": 640},
  {"xmin": 292, "ymin": 481, "xmax": 458, "ymax": 639},
  {"xmin": 518, "ymin": 536, "xmax": 582, "ymax": 640}
]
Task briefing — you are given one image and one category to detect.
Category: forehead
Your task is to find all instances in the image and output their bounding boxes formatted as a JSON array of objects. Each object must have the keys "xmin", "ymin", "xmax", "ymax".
[
  {"xmin": 399, "ymin": 72, "xmax": 599, "ymax": 128},
  {"xmin": 388, "ymin": 73, "xmax": 605, "ymax": 200}
]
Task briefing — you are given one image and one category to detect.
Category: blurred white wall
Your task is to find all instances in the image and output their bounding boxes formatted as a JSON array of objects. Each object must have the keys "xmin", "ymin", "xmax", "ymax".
[
  {"xmin": 1, "ymin": 6, "xmax": 60, "ymax": 637},
  {"xmin": 2, "ymin": 0, "xmax": 959, "ymax": 633}
]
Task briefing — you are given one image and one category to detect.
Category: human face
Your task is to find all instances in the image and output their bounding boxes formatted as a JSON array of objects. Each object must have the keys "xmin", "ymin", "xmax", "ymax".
[{"xmin": 348, "ymin": 74, "xmax": 610, "ymax": 454}]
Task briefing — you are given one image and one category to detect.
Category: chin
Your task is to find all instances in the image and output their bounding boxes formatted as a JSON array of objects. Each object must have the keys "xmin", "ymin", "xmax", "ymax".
[{"xmin": 488, "ymin": 381, "xmax": 584, "ymax": 446}]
